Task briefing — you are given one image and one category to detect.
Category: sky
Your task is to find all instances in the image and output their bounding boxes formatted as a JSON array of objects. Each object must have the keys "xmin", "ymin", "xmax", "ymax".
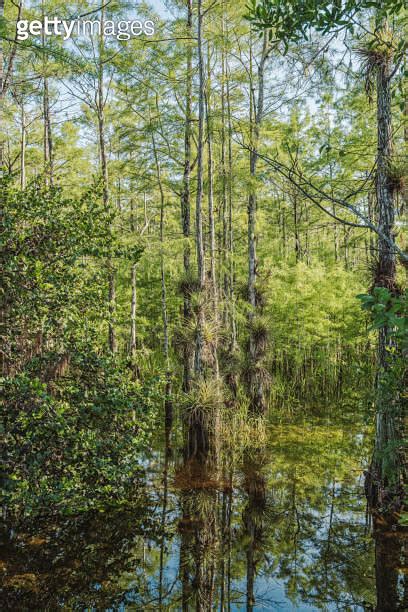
[{"xmin": 147, "ymin": 0, "xmax": 171, "ymax": 18}]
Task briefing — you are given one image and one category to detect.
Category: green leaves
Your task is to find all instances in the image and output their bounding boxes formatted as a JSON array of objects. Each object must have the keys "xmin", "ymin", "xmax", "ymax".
[
  {"xmin": 2, "ymin": 359, "xmax": 161, "ymax": 518},
  {"xmin": 246, "ymin": 0, "xmax": 406, "ymax": 48},
  {"xmin": 358, "ymin": 288, "xmax": 408, "ymax": 342}
]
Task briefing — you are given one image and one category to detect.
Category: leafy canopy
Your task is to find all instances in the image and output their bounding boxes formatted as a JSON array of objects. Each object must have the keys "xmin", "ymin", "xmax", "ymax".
[{"xmin": 246, "ymin": 0, "xmax": 406, "ymax": 46}]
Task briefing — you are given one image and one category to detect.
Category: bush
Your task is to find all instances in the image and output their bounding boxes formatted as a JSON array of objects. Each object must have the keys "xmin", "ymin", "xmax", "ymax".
[{"xmin": 1, "ymin": 355, "xmax": 161, "ymax": 519}]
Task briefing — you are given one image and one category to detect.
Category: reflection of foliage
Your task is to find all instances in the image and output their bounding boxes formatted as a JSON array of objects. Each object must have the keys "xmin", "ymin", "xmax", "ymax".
[
  {"xmin": 0, "ymin": 503, "xmax": 160, "ymax": 610},
  {"xmin": 2, "ymin": 407, "xmax": 377, "ymax": 610},
  {"xmin": 232, "ymin": 412, "xmax": 376, "ymax": 609},
  {"xmin": 177, "ymin": 436, "xmax": 220, "ymax": 611}
]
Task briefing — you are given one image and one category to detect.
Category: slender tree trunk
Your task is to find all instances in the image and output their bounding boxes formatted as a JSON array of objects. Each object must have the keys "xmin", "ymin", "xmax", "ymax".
[
  {"xmin": 43, "ymin": 76, "xmax": 53, "ymax": 183},
  {"xmin": 0, "ymin": 0, "xmax": 22, "ymax": 101},
  {"xmin": 206, "ymin": 43, "xmax": 219, "ymax": 380},
  {"xmin": 20, "ymin": 102, "xmax": 26, "ymax": 189},
  {"xmin": 181, "ymin": 0, "xmax": 193, "ymax": 391},
  {"xmin": 220, "ymin": 18, "xmax": 228, "ymax": 311},
  {"xmin": 206, "ymin": 45, "xmax": 216, "ymax": 302},
  {"xmin": 0, "ymin": 0, "xmax": 4, "ymax": 167},
  {"xmin": 41, "ymin": 3, "xmax": 53, "ymax": 185},
  {"xmin": 129, "ymin": 195, "xmax": 138, "ymax": 369},
  {"xmin": 293, "ymin": 192, "xmax": 301, "ymax": 262},
  {"xmin": 130, "ymin": 263, "xmax": 137, "ymax": 356},
  {"xmin": 371, "ymin": 46, "xmax": 400, "ymax": 497},
  {"xmin": 404, "ymin": 56, "xmax": 408, "ymax": 145},
  {"xmin": 368, "ymin": 188, "xmax": 376, "ymax": 266},
  {"xmin": 342, "ymin": 226, "xmax": 348, "ymax": 269},
  {"xmin": 152, "ymin": 132, "xmax": 172, "ymax": 426},
  {"xmin": 226, "ymin": 61, "xmax": 237, "ymax": 350},
  {"xmin": 98, "ymin": 103, "xmax": 116, "ymax": 354},
  {"xmin": 194, "ymin": 0, "xmax": 205, "ymax": 376},
  {"xmin": 247, "ymin": 32, "xmax": 270, "ymax": 413},
  {"xmin": 97, "ymin": 12, "xmax": 116, "ymax": 354},
  {"xmin": 376, "ymin": 54, "xmax": 396, "ymax": 299}
]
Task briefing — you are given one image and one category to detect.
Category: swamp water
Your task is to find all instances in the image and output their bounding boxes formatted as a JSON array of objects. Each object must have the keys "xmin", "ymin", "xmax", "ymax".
[{"xmin": 1, "ymin": 402, "xmax": 407, "ymax": 610}]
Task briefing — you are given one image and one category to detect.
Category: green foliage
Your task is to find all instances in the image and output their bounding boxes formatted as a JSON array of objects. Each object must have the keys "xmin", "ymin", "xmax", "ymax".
[
  {"xmin": 1, "ymin": 0, "xmax": 406, "ymax": 606},
  {"xmin": 246, "ymin": 0, "xmax": 406, "ymax": 47},
  {"xmin": 358, "ymin": 287, "xmax": 408, "ymax": 349},
  {"xmin": 1, "ymin": 359, "xmax": 160, "ymax": 517},
  {"xmin": 262, "ymin": 263, "xmax": 370, "ymax": 399},
  {"xmin": 358, "ymin": 288, "xmax": 407, "ymax": 493},
  {"xmin": 1, "ymin": 180, "xmax": 158, "ymax": 518}
]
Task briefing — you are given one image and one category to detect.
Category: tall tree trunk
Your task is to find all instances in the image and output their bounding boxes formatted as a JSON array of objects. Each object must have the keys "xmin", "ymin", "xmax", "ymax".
[
  {"xmin": 226, "ymin": 56, "xmax": 237, "ymax": 350},
  {"xmin": 376, "ymin": 52, "xmax": 396, "ymax": 300},
  {"xmin": 43, "ymin": 76, "xmax": 53, "ymax": 183},
  {"xmin": 20, "ymin": 102, "xmax": 26, "ymax": 189},
  {"xmin": 206, "ymin": 42, "xmax": 219, "ymax": 379},
  {"xmin": 0, "ymin": 0, "xmax": 5, "ymax": 168},
  {"xmin": 97, "ymin": 11, "xmax": 116, "ymax": 354},
  {"xmin": 220, "ymin": 21, "xmax": 228, "ymax": 324},
  {"xmin": 206, "ymin": 44, "xmax": 216, "ymax": 302},
  {"xmin": 130, "ymin": 263, "xmax": 137, "ymax": 356},
  {"xmin": 152, "ymin": 132, "xmax": 172, "ymax": 430},
  {"xmin": 41, "ymin": 2, "xmax": 53, "ymax": 185},
  {"xmin": 366, "ymin": 30, "xmax": 401, "ymax": 509},
  {"xmin": 194, "ymin": 0, "xmax": 205, "ymax": 376},
  {"xmin": 129, "ymin": 199, "xmax": 137, "ymax": 362},
  {"xmin": 247, "ymin": 32, "xmax": 270, "ymax": 413},
  {"xmin": 181, "ymin": 0, "xmax": 193, "ymax": 391}
]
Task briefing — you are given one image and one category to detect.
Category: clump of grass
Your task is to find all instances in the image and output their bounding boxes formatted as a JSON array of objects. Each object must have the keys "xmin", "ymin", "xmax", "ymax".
[
  {"xmin": 248, "ymin": 315, "xmax": 269, "ymax": 355},
  {"xmin": 220, "ymin": 346, "xmax": 241, "ymax": 396},
  {"xmin": 355, "ymin": 27, "xmax": 397, "ymax": 102},
  {"xmin": 183, "ymin": 379, "xmax": 223, "ymax": 419},
  {"xmin": 193, "ymin": 318, "xmax": 219, "ymax": 368},
  {"xmin": 241, "ymin": 357, "xmax": 272, "ymax": 395},
  {"xmin": 218, "ymin": 407, "xmax": 268, "ymax": 458},
  {"xmin": 237, "ymin": 282, "xmax": 267, "ymax": 309},
  {"xmin": 172, "ymin": 321, "xmax": 195, "ymax": 358},
  {"xmin": 387, "ymin": 159, "xmax": 408, "ymax": 195},
  {"xmin": 177, "ymin": 271, "xmax": 201, "ymax": 297}
]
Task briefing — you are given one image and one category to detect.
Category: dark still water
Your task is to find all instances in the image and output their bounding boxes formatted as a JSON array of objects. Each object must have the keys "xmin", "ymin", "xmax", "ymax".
[{"xmin": 1, "ymin": 403, "xmax": 407, "ymax": 610}]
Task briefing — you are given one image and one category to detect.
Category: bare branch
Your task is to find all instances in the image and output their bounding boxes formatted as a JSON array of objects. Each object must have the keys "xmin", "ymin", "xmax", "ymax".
[{"xmin": 240, "ymin": 143, "xmax": 408, "ymax": 263}]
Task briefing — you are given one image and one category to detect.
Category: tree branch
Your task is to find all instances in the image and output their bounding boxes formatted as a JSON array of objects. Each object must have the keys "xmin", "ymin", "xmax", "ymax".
[{"xmin": 240, "ymin": 143, "xmax": 408, "ymax": 263}]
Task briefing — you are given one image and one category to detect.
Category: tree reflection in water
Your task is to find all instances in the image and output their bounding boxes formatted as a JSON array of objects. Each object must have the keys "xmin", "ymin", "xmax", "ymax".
[
  {"xmin": 0, "ymin": 494, "xmax": 158, "ymax": 610},
  {"xmin": 1, "ymin": 407, "xmax": 407, "ymax": 610},
  {"xmin": 241, "ymin": 445, "xmax": 268, "ymax": 611},
  {"xmin": 176, "ymin": 404, "xmax": 221, "ymax": 611},
  {"xmin": 374, "ymin": 516, "xmax": 408, "ymax": 611}
]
